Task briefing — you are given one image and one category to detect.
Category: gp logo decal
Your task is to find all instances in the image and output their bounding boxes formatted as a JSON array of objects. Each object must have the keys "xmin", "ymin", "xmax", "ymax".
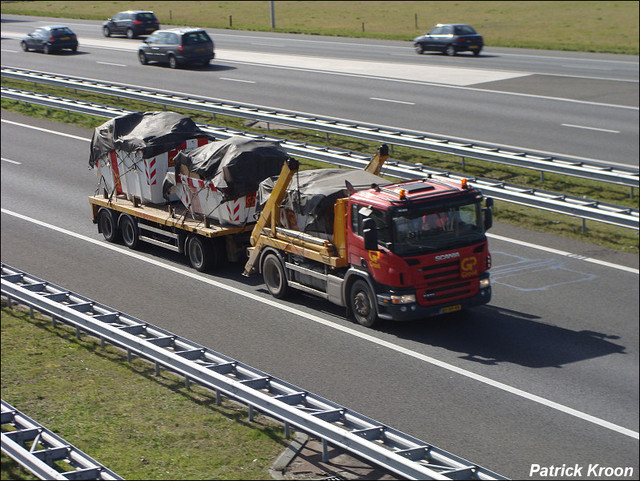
[
  {"xmin": 368, "ymin": 250, "xmax": 381, "ymax": 269},
  {"xmin": 460, "ymin": 256, "xmax": 478, "ymax": 278}
]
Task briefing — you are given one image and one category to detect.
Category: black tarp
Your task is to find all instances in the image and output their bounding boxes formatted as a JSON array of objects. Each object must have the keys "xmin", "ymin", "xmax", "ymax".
[
  {"xmin": 171, "ymin": 136, "xmax": 289, "ymax": 201},
  {"xmin": 89, "ymin": 111, "xmax": 215, "ymax": 168},
  {"xmin": 257, "ymin": 168, "xmax": 392, "ymax": 234}
]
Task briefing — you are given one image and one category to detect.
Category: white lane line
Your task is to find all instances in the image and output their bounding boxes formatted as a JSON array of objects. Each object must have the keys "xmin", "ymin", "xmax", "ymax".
[
  {"xmin": 370, "ymin": 97, "xmax": 415, "ymax": 105},
  {"xmin": 1, "ymin": 157, "xmax": 22, "ymax": 165},
  {"xmin": 96, "ymin": 61, "xmax": 127, "ymax": 67},
  {"xmin": 2, "ymin": 207, "xmax": 638, "ymax": 440},
  {"xmin": 487, "ymin": 233, "xmax": 638, "ymax": 274},
  {"xmin": 561, "ymin": 123, "xmax": 621, "ymax": 133},
  {"xmin": 219, "ymin": 77, "xmax": 256, "ymax": 84},
  {"xmin": 1, "ymin": 120, "xmax": 89, "ymax": 142}
]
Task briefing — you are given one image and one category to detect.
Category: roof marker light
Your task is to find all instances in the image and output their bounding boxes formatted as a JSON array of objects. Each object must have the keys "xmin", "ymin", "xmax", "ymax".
[{"xmin": 461, "ymin": 178, "xmax": 468, "ymax": 189}]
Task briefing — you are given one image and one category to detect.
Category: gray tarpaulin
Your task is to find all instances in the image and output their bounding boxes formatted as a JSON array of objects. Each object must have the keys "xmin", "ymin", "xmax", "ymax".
[
  {"xmin": 89, "ymin": 111, "xmax": 215, "ymax": 167},
  {"xmin": 171, "ymin": 136, "xmax": 289, "ymax": 201}
]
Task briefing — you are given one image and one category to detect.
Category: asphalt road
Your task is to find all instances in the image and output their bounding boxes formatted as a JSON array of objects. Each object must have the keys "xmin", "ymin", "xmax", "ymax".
[
  {"xmin": 1, "ymin": 14, "xmax": 638, "ymax": 168},
  {"xmin": 1, "ymin": 13, "xmax": 639, "ymax": 480}
]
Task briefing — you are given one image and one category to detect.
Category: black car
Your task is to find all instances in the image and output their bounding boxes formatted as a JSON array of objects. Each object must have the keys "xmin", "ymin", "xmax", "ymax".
[
  {"xmin": 138, "ymin": 28, "xmax": 215, "ymax": 69},
  {"xmin": 20, "ymin": 25, "xmax": 78, "ymax": 54},
  {"xmin": 103, "ymin": 11, "xmax": 159, "ymax": 39},
  {"xmin": 413, "ymin": 24, "xmax": 483, "ymax": 56}
]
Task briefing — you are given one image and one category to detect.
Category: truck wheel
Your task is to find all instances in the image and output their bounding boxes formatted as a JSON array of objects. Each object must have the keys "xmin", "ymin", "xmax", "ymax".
[
  {"xmin": 187, "ymin": 236, "xmax": 213, "ymax": 272},
  {"xmin": 262, "ymin": 253, "xmax": 289, "ymax": 299},
  {"xmin": 350, "ymin": 279, "xmax": 378, "ymax": 328},
  {"xmin": 120, "ymin": 215, "xmax": 140, "ymax": 249},
  {"xmin": 98, "ymin": 208, "xmax": 120, "ymax": 243}
]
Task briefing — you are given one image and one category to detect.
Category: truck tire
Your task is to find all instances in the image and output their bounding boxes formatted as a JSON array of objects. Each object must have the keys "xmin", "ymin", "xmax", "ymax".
[
  {"xmin": 120, "ymin": 215, "xmax": 140, "ymax": 249},
  {"xmin": 98, "ymin": 208, "xmax": 120, "ymax": 243},
  {"xmin": 187, "ymin": 236, "xmax": 213, "ymax": 272},
  {"xmin": 262, "ymin": 253, "xmax": 289, "ymax": 299},
  {"xmin": 350, "ymin": 279, "xmax": 378, "ymax": 328}
]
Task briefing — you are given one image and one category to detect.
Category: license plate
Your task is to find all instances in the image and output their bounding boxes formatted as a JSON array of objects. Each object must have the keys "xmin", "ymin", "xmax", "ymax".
[
  {"xmin": 146, "ymin": 27, "xmax": 154, "ymax": 31},
  {"xmin": 195, "ymin": 47, "xmax": 206, "ymax": 52},
  {"xmin": 440, "ymin": 304, "xmax": 462, "ymax": 314},
  {"xmin": 470, "ymin": 46, "xmax": 479, "ymax": 49},
  {"xmin": 60, "ymin": 36, "xmax": 70, "ymax": 40}
]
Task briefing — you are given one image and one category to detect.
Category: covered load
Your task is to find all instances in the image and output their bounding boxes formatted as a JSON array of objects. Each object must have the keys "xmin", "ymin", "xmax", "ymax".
[
  {"xmin": 164, "ymin": 136, "xmax": 289, "ymax": 225},
  {"xmin": 257, "ymin": 168, "xmax": 392, "ymax": 238},
  {"xmin": 89, "ymin": 111, "xmax": 215, "ymax": 204}
]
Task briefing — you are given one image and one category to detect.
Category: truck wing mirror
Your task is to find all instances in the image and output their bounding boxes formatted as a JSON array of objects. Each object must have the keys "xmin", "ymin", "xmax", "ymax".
[
  {"xmin": 362, "ymin": 218, "xmax": 378, "ymax": 251},
  {"xmin": 484, "ymin": 207, "xmax": 493, "ymax": 231}
]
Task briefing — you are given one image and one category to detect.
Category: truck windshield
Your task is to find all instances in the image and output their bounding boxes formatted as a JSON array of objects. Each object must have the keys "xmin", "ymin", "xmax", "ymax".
[{"xmin": 391, "ymin": 201, "xmax": 484, "ymax": 256}]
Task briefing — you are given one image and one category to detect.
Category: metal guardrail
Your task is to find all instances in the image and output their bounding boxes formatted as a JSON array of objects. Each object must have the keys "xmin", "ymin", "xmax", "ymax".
[
  {"xmin": 1, "ymin": 264, "xmax": 508, "ymax": 480},
  {"xmin": 2, "ymin": 86, "xmax": 638, "ymax": 230},
  {"xmin": 2, "ymin": 66, "xmax": 638, "ymax": 188},
  {"xmin": 1, "ymin": 399, "xmax": 123, "ymax": 480}
]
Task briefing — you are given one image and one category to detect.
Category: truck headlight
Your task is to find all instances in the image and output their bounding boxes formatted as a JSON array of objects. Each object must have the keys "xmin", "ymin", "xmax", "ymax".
[
  {"xmin": 390, "ymin": 293, "xmax": 416, "ymax": 304},
  {"xmin": 479, "ymin": 278, "xmax": 491, "ymax": 289}
]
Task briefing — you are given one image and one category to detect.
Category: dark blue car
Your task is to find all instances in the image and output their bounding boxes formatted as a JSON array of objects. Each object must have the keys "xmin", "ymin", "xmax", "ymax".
[
  {"xmin": 21, "ymin": 25, "xmax": 78, "ymax": 54},
  {"xmin": 103, "ymin": 11, "xmax": 160, "ymax": 39},
  {"xmin": 414, "ymin": 24, "xmax": 483, "ymax": 56}
]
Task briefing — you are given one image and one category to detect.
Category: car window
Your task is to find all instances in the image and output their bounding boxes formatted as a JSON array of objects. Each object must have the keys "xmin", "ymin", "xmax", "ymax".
[
  {"xmin": 441, "ymin": 25, "xmax": 453, "ymax": 35},
  {"xmin": 168, "ymin": 33, "xmax": 179, "ymax": 44},
  {"xmin": 182, "ymin": 31, "xmax": 211, "ymax": 45},
  {"xmin": 428, "ymin": 26, "xmax": 443, "ymax": 35},
  {"xmin": 136, "ymin": 13, "xmax": 157, "ymax": 21},
  {"xmin": 51, "ymin": 27, "xmax": 74, "ymax": 36},
  {"xmin": 454, "ymin": 25, "xmax": 477, "ymax": 35}
]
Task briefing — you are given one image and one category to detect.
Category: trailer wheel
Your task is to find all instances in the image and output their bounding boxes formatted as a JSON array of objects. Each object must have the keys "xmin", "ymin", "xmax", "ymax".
[
  {"xmin": 120, "ymin": 215, "xmax": 140, "ymax": 249},
  {"xmin": 350, "ymin": 279, "xmax": 378, "ymax": 328},
  {"xmin": 98, "ymin": 208, "xmax": 120, "ymax": 243},
  {"xmin": 262, "ymin": 253, "xmax": 289, "ymax": 299},
  {"xmin": 187, "ymin": 236, "xmax": 213, "ymax": 272}
]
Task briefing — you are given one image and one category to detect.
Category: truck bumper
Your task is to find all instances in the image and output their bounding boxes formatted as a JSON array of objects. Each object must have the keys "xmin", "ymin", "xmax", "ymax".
[{"xmin": 376, "ymin": 286, "xmax": 491, "ymax": 322}]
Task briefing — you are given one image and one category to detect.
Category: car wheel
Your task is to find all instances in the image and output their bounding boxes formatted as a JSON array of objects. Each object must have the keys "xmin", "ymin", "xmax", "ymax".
[
  {"xmin": 168, "ymin": 55, "xmax": 178, "ymax": 69},
  {"xmin": 262, "ymin": 253, "xmax": 289, "ymax": 299},
  {"xmin": 138, "ymin": 51, "xmax": 148, "ymax": 65},
  {"xmin": 120, "ymin": 215, "xmax": 140, "ymax": 249},
  {"xmin": 350, "ymin": 279, "xmax": 378, "ymax": 328},
  {"xmin": 20, "ymin": 41, "xmax": 29, "ymax": 52},
  {"xmin": 43, "ymin": 44, "xmax": 51, "ymax": 55},
  {"xmin": 126, "ymin": 28, "xmax": 135, "ymax": 39},
  {"xmin": 71, "ymin": 45, "xmax": 77, "ymax": 53},
  {"xmin": 103, "ymin": 26, "xmax": 111, "ymax": 37},
  {"xmin": 414, "ymin": 44, "xmax": 424, "ymax": 54},
  {"xmin": 444, "ymin": 44, "xmax": 456, "ymax": 56},
  {"xmin": 473, "ymin": 48, "xmax": 482, "ymax": 56}
]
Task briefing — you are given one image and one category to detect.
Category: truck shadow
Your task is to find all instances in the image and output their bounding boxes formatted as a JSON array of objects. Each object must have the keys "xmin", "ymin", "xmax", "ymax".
[{"xmin": 382, "ymin": 304, "xmax": 626, "ymax": 369}]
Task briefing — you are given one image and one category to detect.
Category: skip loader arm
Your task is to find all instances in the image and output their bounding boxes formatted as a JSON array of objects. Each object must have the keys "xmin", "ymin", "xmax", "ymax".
[
  {"xmin": 363, "ymin": 144, "xmax": 389, "ymax": 176},
  {"xmin": 243, "ymin": 157, "xmax": 299, "ymax": 276}
]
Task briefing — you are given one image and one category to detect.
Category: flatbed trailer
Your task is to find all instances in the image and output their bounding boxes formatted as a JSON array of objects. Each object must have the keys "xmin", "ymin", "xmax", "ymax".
[{"xmin": 89, "ymin": 194, "xmax": 253, "ymax": 271}]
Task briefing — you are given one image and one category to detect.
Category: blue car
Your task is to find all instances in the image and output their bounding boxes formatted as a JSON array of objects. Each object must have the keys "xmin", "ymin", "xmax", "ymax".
[
  {"xmin": 414, "ymin": 24, "xmax": 483, "ymax": 56},
  {"xmin": 21, "ymin": 25, "xmax": 78, "ymax": 54}
]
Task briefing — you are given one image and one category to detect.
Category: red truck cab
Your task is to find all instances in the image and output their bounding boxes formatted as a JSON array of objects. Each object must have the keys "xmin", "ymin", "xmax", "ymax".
[{"xmin": 345, "ymin": 176, "xmax": 492, "ymax": 323}]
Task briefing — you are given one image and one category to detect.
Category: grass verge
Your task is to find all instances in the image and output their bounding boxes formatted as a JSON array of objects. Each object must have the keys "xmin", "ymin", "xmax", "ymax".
[
  {"xmin": 1, "ymin": 77, "xmax": 638, "ymax": 254},
  {"xmin": 1, "ymin": 303, "xmax": 289, "ymax": 480},
  {"xmin": 1, "ymin": 0, "xmax": 638, "ymax": 54}
]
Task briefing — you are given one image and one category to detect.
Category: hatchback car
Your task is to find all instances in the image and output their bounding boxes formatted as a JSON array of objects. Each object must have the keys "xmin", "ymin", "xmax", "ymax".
[
  {"xmin": 414, "ymin": 24, "xmax": 483, "ymax": 56},
  {"xmin": 138, "ymin": 28, "xmax": 215, "ymax": 68},
  {"xmin": 21, "ymin": 25, "xmax": 78, "ymax": 54},
  {"xmin": 103, "ymin": 11, "xmax": 159, "ymax": 39}
]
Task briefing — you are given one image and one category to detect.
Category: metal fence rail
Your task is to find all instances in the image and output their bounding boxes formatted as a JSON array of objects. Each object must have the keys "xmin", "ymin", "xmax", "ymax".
[
  {"xmin": 1, "ymin": 263, "xmax": 507, "ymax": 481},
  {"xmin": 2, "ymin": 66, "xmax": 638, "ymax": 188},
  {"xmin": 2, "ymin": 86, "xmax": 637, "ymax": 230},
  {"xmin": 1, "ymin": 399, "xmax": 123, "ymax": 480}
]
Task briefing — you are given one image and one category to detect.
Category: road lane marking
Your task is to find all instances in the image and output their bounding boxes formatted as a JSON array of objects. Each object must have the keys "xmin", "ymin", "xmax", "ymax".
[
  {"xmin": 2, "ymin": 207, "xmax": 638, "ymax": 440},
  {"xmin": 1, "ymin": 157, "xmax": 22, "ymax": 165},
  {"xmin": 96, "ymin": 61, "xmax": 127, "ymax": 67},
  {"xmin": 561, "ymin": 123, "xmax": 621, "ymax": 133},
  {"xmin": 220, "ymin": 77, "xmax": 256, "ymax": 84},
  {"xmin": 370, "ymin": 97, "xmax": 415, "ymax": 105}
]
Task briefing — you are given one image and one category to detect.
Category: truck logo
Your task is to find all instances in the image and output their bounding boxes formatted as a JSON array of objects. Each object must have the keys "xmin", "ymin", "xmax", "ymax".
[
  {"xmin": 460, "ymin": 256, "xmax": 478, "ymax": 278},
  {"xmin": 435, "ymin": 252, "xmax": 460, "ymax": 261},
  {"xmin": 368, "ymin": 250, "xmax": 381, "ymax": 269}
]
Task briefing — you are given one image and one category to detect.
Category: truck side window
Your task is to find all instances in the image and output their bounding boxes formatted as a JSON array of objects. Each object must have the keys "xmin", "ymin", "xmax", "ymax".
[{"xmin": 350, "ymin": 205, "xmax": 390, "ymax": 246}]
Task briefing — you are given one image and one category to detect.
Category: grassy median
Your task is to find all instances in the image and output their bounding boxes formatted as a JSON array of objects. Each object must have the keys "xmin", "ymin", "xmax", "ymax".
[{"xmin": 1, "ymin": 304, "xmax": 289, "ymax": 480}]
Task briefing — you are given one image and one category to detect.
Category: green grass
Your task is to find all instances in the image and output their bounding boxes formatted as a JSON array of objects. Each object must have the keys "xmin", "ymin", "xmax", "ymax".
[
  {"xmin": 1, "ymin": 76, "xmax": 638, "ymax": 254},
  {"xmin": 1, "ymin": 304, "xmax": 289, "ymax": 480},
  {"xmin": 1, "ymin": 0, "xmax": 638, "ymax": 54}
]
